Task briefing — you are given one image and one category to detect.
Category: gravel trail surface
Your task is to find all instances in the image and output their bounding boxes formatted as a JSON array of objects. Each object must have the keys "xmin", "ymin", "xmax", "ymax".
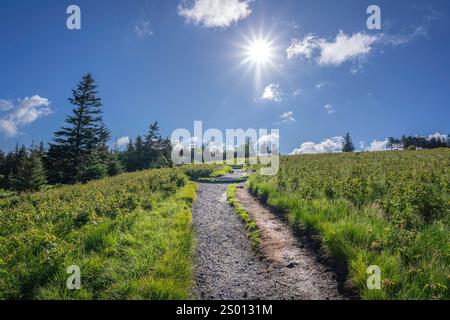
[{"xmin": 191, "ymin": 170, "xmax": 343, "ymax": 300}]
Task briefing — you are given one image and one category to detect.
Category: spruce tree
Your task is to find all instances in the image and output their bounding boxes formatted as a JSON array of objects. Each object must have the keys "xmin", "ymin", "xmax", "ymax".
[
  {"xmin": 0, "ymin": 149, "xmax": 6, "ymax": 189},
  {"xmin": 342, "ymin": 132, "xmax": 355, "ymax": 153},
  {"xmin": 107, "ymin": 150, "xmax": 124, "ymax": 176},
  {"xmin": 10, "ymin": 149, "xmax": 47, "ymax": 192},
  {"xmin": 47, "ymin": 73, "xmax": 110, "ymax": 183},
  {"xmin": 123, "ymin": 138, "xmax": 135, "ymax": 172}
]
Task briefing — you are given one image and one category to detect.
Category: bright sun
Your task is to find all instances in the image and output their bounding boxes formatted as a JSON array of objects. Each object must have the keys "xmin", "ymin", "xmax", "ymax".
[
  {"xmin": 244, "ymin": 38, "xmax": 275, "ymax": 66},
  {"xmin": 247, "ymin": 39, "xmax": 273, "ymax": 65},
  {"xmin": 236, "ymin": 31, "xmax": 280, "ymax": 86}
]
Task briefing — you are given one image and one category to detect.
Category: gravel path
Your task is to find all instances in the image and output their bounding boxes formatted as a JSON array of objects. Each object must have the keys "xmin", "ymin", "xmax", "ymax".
[{"xmin": 191, "ymin": 170, "xmax": 343, "ymax": 300}]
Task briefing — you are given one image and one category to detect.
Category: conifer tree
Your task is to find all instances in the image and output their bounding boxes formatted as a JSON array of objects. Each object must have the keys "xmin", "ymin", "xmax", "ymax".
[
  {"xmin": 47, "ymin": 73, "xmax": 110, "ymax": 183},
  {"xmin": 342, "ymin": 132, "xmax": 355, "ymax": 153},
  {"xmin": 10, "ymin": 149, "xmax": 47, "ymax": 192}
]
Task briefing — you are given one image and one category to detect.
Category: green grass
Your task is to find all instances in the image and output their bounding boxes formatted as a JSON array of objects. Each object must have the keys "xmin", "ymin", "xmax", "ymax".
[
  {"xmin": 227, "ymin": 184, "xmax": 260, "ymax": 250},
  {"xmin": 248, "ymin": 149, "xmax": 449, "ymax": 300},
  {"xmin": 181, "ymin": 164, "xmax": 232, "ymax": 180},
  {"xmin": 0, "ymin": 168, "xmax": 196, "ymax": 300}
]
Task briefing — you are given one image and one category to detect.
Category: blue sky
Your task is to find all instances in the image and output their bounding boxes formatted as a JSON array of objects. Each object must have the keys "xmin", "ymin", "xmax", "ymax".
[{"xmin": 0, "ymin": 0, "xmax": 449, "ymax": 154}]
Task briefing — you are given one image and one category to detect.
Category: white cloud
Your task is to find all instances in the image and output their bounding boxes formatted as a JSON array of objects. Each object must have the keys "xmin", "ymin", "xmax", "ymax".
[
  {"xmin": 286, "ymin": 34, "xmax": 320, "ymax": 60},
  {"xmin": 324, "ymin": 104, "xmax": 335, "ymax": 115},
  {"xmin": 178, "ymin": 0, "xmax": 252, "ymax": 28},
  {"xmin": 428, "ymin": 133, "xmax": 447, "ymax": 141},
  {"xmin": 287, "ymin": 17, "xmax": 435, "ymax": 68},
  {"xmin": 318, "ymin": 31, "xmax": 377, "ymax": 66},
  {"xmin": 290, "ymin": 136, "xmax": 344, "ymax": 155},
  {"xmin": 0, "ymin": 95, "xmax": 52, "ymax": 137},
  {"xmin": 134, "ymin": 20, "xmax": 153, "ymax": 38},
  {"xmin": 279, "ymin": 111, "xmax": 296, "ymax": 124},
  {"xmin": 316, "ymin": 81, "xmax": 330, "ymax": 89},
  {"xmin": 367, "ymin": 139, "xmax": 389, "ymax": 152},
  {"xmin": 379, "ymin": 8, "xmax": 438, "ymax": 47},
  {"xmin": 258, "ymin": 133, "xmax": 279, "ymax": 146},
  {"xmin": 116, "ymin": 136, "xmax": 131, "ymax": 148},
  {"xmin": 0, "ymin": 99, "xmax": 14, "ymax": 111},
  {"xmin": 0, "ymin": 119, "xmax": 18, "ymax": 137},
  {"xmin": 287, "ymin": 31, "xmax": 377, "ymax": 66},
  {"xmin": 261, "ymin": 83, "xmax": 282, "ymax": 102}
]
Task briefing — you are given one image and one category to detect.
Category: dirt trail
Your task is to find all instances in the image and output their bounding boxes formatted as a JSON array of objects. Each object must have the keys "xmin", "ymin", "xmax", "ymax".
[{"xmin": 191, "ymin": 169, "xmax": 343, "ymax": 300}]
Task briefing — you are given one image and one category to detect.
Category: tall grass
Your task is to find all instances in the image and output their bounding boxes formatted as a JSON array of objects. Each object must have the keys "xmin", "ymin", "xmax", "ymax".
[
  {"xmin": 249, "ymin": 149, "xmax": 449, "ymax": 300},
  {"xmin": 0, "ymin": 168, "xmax": 197, "ymax": 300}
]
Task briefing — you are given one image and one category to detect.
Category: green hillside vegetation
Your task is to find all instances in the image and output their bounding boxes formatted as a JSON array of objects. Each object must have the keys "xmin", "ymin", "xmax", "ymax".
[
  {"xmin": 0, "ymin": 164, "xmax": 226, "ymax": 300},
  {"xmin": 249, "ymin": 149, "xmax": 449, "ymax": 300}
]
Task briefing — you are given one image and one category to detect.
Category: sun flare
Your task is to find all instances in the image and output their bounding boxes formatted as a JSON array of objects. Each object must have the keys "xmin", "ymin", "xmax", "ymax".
[
  {"xmin": 234, "ymin": 30, "xmax": 281, "ymax": 87},
  {"xmin": 243, "ymin": 38, "xmax": 275, "ymax": 66},
  {"xmin": 246, "ymin": 39, "xmax": 273, "ymax": 65}
]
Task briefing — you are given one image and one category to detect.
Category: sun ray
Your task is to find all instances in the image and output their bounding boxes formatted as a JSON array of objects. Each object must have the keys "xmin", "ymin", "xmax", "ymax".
[{"xmin": 232, "ymin": 29, "xmax": 282, "ymax": 88}]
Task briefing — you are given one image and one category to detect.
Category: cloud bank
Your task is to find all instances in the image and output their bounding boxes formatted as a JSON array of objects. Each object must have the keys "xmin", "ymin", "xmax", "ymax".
[{"xmin": 290, "ymin": 137, "xmax": 344, "ymax": 155}]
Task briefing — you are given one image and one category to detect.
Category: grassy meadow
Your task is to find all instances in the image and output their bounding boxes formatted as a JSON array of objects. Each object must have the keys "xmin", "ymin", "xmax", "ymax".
[
  {"xmin": 249, "ymin": 149, "xmax": 449, "ymax": 299},
  {"xmin": 0, "ymin": 164, "xmax": 227, "ymax": 300}
]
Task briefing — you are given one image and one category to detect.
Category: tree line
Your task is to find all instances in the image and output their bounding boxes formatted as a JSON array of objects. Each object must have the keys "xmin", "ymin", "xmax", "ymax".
[
  {"xmin": 0, "ymin": 73, "xmax": 172, "ymax": 192},
  {"xmin": 341, "ymin": 132, "xmax": 449, "ymax": 153},
  {"xmin": 387, "ymin": 135, "xmax": 450, "ymax": 150}
]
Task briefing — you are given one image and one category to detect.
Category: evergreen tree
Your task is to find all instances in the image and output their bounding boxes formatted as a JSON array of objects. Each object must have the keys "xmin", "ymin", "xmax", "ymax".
[
  {"xmin": 10, "ymin": 149, "xmax": 47, "ymax": 192},
  {"xmin": 342, "ymin": 132, "xmax": 355, "ymax": 153},
  {"xmin": 123, "ymin": 138, "xmax": 136, "ymax": 172},
  {"xmin": 134, "ymin": 135, "xmax": 146, "ymax": 170},
  {"xmin": 145, "ymin": 122, "xmax": 161, "ymax": 167},
  {"xmin": 78, "ymin": 150, "xmax": 108, "ymax": 182},
  {"xmin": 47, "ymin": 73, "xmax": 110, "ymax": 183},
  {"xmin": 0, "ymin": 149, "xmax": 6, "ymax": 189},
  {"xmin": 107, "ymin": 150, "xmax": 124, "ymax": 176}
]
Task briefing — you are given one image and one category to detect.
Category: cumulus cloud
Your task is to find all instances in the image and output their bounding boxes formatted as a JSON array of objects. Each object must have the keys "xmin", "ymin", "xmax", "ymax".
[
  {"xmin": 286, "ymin": 34, "xmax": 319, "ymax": 60},
  {"xmin": 324, "ymin": 104, "xmax": 335, "ymax": 114},
  {"xmin": 0, "ymin": 95, "xmax": 52, "ymax": 137},
  {"xmin": 261, "ymin": 83, "xmax": 282, "ymax": 102},
  {"xmin": 0, "ymin": 99, "xmax": 14, "ymax": 111},
  {"xmin": 178, "ymin": 0, "xmax": 252, "ymax": 28},
  {"xmin": 367, "ymin": 139, "xmax": 389, "ymax": 152},
  {"xmin": 286, "ymin": 31, "xmax": 377, "ymax": 66},
  {"xmin": 318, "ymin": 31, "xmax": 377, "ymax": 66},
  {"xmin": 134, "ymin": 20, "xmax": 153, "ymax": 38},
  {"xmin": 287, "ymin": 13, "xmax": 436, "ymax": 69},
  {"xmin": 258, "ymin": 133, "xmax": 279, "ymax": 146},
  {"xmin": 290, "ymin": 136, "xmax": 344, "ymax": 155},
  {"xmin": 279, "ymin": 111, "xmax": 296, "ymax": 124},
  {"xmin": 116, "ymin": 136, "xmax": 131, "ymax": 148},
  {"xmin": 257, "ymin": 132, "xmax": 280, "ymax": 155},
  {"xmin": 428, "ymin": 133, "xmax": 448, "ymax": 141}
]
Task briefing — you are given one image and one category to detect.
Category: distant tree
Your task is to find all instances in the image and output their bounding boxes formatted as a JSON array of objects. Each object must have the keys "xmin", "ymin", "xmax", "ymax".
[
  {"xmin": 107, "ymin": 150, "xmax": 124, "ymax": 176},
  {"xmin": 0, "ymin": 149, "xmax": 6, "ymax": 189},
  {"xmin": 145, "ymin": 121, "xmax": 163, "ymax": 168},
  {"xmin": 122, "ymin": 138, "xmax": 136, "ymax": 172},
  {"xmin": 134, "ymin": 135, "xmax": 146, "ymax": 170},
  {"xmin": 78, "ymin": 150, "xmax": 108, "ymax": 182},
  {"xmin": 3, "ymin": 144, "xmax": 27, "ymax": 188},
  {"xmin": 47, "ymin": 73, "xmax": 110, "ymax": 183},
  {"xmin": 342, "ymin": 132, "xmax": 355, "ymax": 153},
  {"xmin": 10, "ymin": 149, "xmax": 47, "ymax": 192}
]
